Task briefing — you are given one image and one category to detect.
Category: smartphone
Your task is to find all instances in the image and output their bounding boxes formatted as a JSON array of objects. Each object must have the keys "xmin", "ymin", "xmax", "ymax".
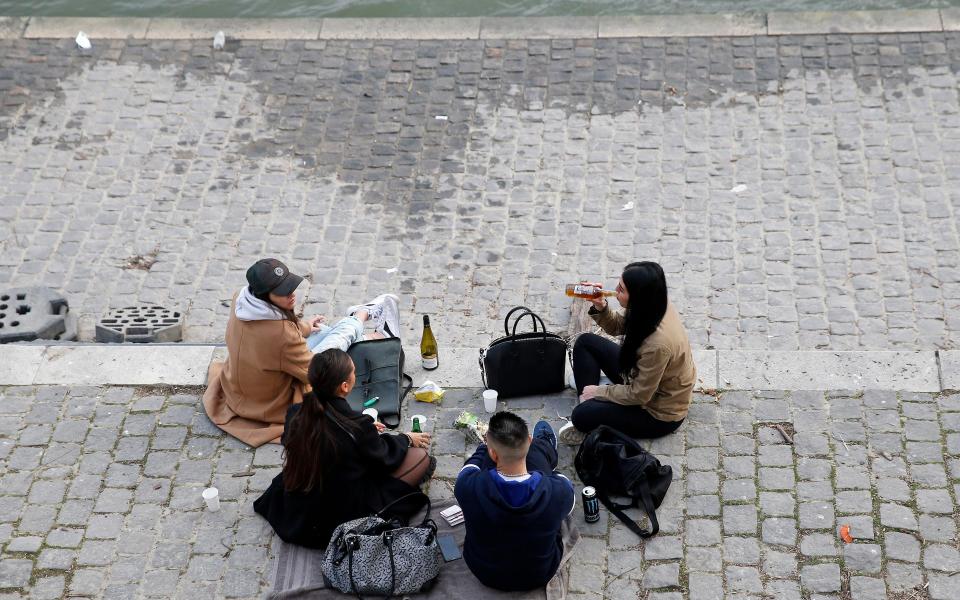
[{"xmin": 437, "ymin": 533, "xmax": 461, "ymax": 562}]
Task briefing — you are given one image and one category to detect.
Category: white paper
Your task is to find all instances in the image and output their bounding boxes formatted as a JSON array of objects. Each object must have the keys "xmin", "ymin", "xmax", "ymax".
[
  {"xmin": 435, "ymin": 115, "xmax": 448, "ymax": 120},
  {"xmin": 75, "ymin": 32, "xmax": 91, "ymax": 50},
  {"xmin": 621, "ymin": 201, "xmax": 634, "ymax": 211},
  {"xmin": 730, "ymin": 184, "xmax": 747, "ymax": 194}
]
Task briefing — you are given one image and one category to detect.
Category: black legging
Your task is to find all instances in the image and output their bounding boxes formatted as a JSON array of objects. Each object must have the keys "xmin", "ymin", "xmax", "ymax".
[{"xmin": 571, "ymin": 333, "xmax": 683, "ymax": 439}]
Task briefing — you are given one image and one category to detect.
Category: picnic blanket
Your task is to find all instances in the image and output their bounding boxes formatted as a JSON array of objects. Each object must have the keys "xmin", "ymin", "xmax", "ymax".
[{"xmin": 267, "ymin": 499, "xmax": 581, "ymax": 600}]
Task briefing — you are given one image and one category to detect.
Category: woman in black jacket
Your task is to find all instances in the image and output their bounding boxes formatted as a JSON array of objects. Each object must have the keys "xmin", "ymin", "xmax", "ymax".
[{"xmin": 254, "ymin": 349, "xmax": 435, "ymax": 548}]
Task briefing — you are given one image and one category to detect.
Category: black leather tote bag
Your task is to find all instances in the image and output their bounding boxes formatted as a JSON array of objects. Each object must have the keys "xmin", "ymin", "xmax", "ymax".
[{"xmin": 479, "ymin": 306, "xmax": 567, "ymax": 399}]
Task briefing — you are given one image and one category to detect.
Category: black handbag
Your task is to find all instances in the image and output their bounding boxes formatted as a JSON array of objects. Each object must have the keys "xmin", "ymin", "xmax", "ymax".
[
  {"xmin": 345, "ymin": 337, "xmax": 413, "ymax": 430},
  {"xmin": 574, "ymin": 425, "xmax": 673, "ymax": 538},
  {"xmin": 478, "ymin": 306, "xmax": 567, "ymax": 399}
]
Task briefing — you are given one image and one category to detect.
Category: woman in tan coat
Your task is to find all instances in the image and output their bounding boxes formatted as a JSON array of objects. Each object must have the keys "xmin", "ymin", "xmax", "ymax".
[
  {"xmin": 559, "ymin": 261, "xmax": 697, "ymax": 445},
  {"xmin": 203, "ymin": 258, "xmax": 398, "ymax": 447}
]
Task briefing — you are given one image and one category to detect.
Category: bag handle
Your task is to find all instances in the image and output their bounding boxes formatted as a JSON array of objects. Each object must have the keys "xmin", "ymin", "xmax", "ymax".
[
  {"xmin": 376, "ymin": 490, "xmax": 432, "ymax": 528},
  {"xmin": 503, "ymin": 306, "xmax": 537, "ymax": 336},
  {"xmin": 478, "ymin": 348, "xmax": 487, "ymax": 389},
  {"xmin": 594, "ymin": 487, "xmax": 657, "ymax": 538},
  {"xmin": 511, "ymin": 310, "xmax": 548, "ymax": 337}
]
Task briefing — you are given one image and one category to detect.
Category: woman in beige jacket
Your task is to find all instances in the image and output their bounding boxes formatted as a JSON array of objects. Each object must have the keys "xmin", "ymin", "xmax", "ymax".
[
  {"xmin": 559, "ymin": 261, "xmax": 697, "ymax": 444},
  {"xmin": 203, "ymin": 258, "xmax": 398, "ymax": 447}
]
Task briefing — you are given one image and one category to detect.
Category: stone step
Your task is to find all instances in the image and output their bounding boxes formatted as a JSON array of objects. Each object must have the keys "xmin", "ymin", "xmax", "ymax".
[{"xmin": 1, "ymin": 344, "xmax": 955, "ymax": 392}]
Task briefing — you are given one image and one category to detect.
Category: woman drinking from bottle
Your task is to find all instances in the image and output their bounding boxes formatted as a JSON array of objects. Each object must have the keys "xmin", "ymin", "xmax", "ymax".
[
  {"xmin": 558, "ymin": 261, "xmax": 696, "ymax": 444},
  {"xmin": 255, "ymin": 349, "xmax": 435, "ymax": 548}
]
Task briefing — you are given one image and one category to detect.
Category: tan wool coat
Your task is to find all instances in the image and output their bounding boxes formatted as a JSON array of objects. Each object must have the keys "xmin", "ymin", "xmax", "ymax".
[
  {"xmin": 202, "ymin": 299, "xmax": 314, "ymax": 447},
  {"xmin": 590, "ymin": 301, "xmax": 697, "ymax": 421}
]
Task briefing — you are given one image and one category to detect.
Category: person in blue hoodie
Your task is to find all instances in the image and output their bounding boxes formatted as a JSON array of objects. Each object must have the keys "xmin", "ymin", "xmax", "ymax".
[{"xmin": 454, "ymin": 412, "xmax": 576, "ymax": 591}]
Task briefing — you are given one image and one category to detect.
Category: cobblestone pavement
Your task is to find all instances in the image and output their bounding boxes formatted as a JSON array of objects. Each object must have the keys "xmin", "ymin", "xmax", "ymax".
[
  {"xmin": 2, "ymin": 34, "xmax": 960, "ymax": 349},
  {"xmin": 1, "ymin": 384, "xmax": 958, "ymax": 599}
]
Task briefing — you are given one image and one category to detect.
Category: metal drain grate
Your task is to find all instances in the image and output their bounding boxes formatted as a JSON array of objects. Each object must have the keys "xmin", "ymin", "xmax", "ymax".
[
  {"xmin": 0, "ymin": 287, "xmax": 77, "ymax": 343},
  {"xmin": 95, "ymin": 305, "xmax": 183, "ymax": 343}
]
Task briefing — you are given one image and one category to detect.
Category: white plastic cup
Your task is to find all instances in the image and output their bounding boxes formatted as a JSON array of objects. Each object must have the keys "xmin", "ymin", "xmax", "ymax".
[
  {"xmin": 202, "ymin": 487, "xmax": 220, "ymax": 512},
  {"xmin": 482, "ymin": 389, "xmax": 498, "ymax": 413},
  {"xmin": 410, "ymin": 415, "xmax": 428, "ymax": 430},
  {"xmin": 362, "ymin": 408, "xmax": 378, "ymax": 422}
]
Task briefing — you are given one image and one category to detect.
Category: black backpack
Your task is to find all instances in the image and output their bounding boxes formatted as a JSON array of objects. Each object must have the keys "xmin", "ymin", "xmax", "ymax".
[
  {"xmin": 344, "ymin": 337, "xmax": 413, "ymax": 430},
  {"xmin": 574, "ymin": 425, "xmax": 673, "ymax": 538}
]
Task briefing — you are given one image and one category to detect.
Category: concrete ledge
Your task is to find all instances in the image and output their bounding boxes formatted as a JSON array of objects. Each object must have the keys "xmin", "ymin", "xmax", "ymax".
[
  {"xmin": 719, "ymin": 351, "xmax": 941, "ymax": 392},
  {"xmin": 599, "ymin": 13, "xmax": 766, "ymax": 38},
  {"xmin": 940, "ymin": 8, "xmax": 960, "ymax": 31},
  {"xmin": 320, "ymin": 17, "xmax": 480, "ymax": 40},
  {"xmin": 145, "ymin": 18, "xmax": 322, "ymax": 40},
  {"xmin": 940, "ymin": 350, "xmax": 960, "ymax": 391},
  {"xmin": 480, "ymin": 16, "xmax": 598, "ymax": 39},
  {"xmin": 3, "ymin": 346, "xmax": 951, "ymax": 393},
  {"xmin": 33, "ymin": 346, "xmax": 214, "ymax": 385},
  {"xmin": 0, "ymin": 346, "xmax": 46, "ymax": 385},
  {"xmin": 24, "ymin": 16, "xmax": 150, "ymax": 39},
  {"xmin": 767, "ymin": 9, "xmax": 943, "ymax": 35},
  {"xmin": 2, "ymin": 11, "xmax": 957, "ymax": 41},
  {"xmin": 0, "ymin": 16, "xmax": 26, "ymax": 39}
]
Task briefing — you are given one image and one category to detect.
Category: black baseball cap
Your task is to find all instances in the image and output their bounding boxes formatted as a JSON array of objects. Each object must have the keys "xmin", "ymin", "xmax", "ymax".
[{"xmin": 246, "ymin": 258, "xmax": 303, "ymax": 296}]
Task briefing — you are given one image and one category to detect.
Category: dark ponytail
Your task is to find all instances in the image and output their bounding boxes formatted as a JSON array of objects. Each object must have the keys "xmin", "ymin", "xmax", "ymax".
[
  {"xmin": 618, "ymin": 262, "xmax": 669, "ymax": 379},
  {"xmin": 282, "ymin": 349, "xmax": 357, "ymax": 493}
]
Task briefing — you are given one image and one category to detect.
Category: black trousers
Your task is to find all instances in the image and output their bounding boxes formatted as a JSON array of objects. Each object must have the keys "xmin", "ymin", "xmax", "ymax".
[{"xmin": 570, "ymin": 333, "xmax": 683, "ymax": 439}]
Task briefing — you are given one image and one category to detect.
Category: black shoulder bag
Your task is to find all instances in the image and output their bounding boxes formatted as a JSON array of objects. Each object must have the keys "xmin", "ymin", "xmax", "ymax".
[{"xmin": 478, "ymin": 306, "xmax": 567, "ymax": 399}]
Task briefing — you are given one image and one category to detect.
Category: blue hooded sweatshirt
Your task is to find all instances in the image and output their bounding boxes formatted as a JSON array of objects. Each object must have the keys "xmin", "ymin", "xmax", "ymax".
[{"xmin": 454, "ymin": 444, "xmax": 575, "ymax": 591}]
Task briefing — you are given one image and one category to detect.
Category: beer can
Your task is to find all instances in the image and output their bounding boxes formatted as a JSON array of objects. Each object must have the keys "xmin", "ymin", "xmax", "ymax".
[{"xmin": 582, "ymin": 486, "xmax": 600, "ymax": 523}]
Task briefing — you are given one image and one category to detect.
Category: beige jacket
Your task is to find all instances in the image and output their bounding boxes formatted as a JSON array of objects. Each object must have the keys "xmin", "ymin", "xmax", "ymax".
[
  {"xmin": 202, "ymin": 297, "xmax": 313, "ymax": 447},
  {"xmin": 590, "ymin": 302, "xmax": 696, "ymax": 421}
]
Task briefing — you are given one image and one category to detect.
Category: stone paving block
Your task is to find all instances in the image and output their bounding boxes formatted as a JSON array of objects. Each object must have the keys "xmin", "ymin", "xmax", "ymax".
[
  {"xmin": 800, "ymin": 562, "xmax": 841, "ymax": 593},
  {"xmin": 640, "ymin": 563, "xmax": 679, "ymax": 589},
  {"xmin": 688, "ymin": 572, "xmax": 723, "ymax": 600},
  {"xmin": 761, "ymin": 518, "xmax": 797, "ymax": 546},
  {"xmin": 843, "ymin": 543, "xmax": 881, "ymax": 573},
  {"xmin": 0, "ymin": 559, "xmax": 33, "ymax": 588}
]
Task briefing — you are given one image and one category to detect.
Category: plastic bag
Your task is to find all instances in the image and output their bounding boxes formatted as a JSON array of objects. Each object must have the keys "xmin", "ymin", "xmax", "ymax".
[{"xmin": 414, "ymin": 381, "xmax": 445, "ymax": 403}]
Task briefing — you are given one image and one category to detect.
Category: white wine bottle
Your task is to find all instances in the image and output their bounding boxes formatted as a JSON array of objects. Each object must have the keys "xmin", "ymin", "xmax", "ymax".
[{"xmin": 420, "ymin": 315, "xmax": 438, "ymax": 371}]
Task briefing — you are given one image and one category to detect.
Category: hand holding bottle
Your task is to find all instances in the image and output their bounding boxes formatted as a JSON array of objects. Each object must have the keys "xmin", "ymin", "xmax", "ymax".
[{"xmin": 588, "ymin": 294, "xmax": 607, "ymax": 312}]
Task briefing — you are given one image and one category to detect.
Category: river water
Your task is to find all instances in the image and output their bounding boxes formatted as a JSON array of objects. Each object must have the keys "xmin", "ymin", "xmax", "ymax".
[{"xmin": 1, "ymin": 0, "xmax": 958, "ymax": 18}]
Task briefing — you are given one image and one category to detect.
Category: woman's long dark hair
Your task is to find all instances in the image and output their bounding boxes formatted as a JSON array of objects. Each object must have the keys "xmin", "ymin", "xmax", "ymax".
[
  {"xmin": 619, "ymin": 261, "xmax": 669, "ymax": 379},
  {"xmin": 252, "ymin": 288, "xmax": 299, "ymax": 325},
  {"xmin": 282, "ymin": 349, "xmax": 358, "ymax": 493}
]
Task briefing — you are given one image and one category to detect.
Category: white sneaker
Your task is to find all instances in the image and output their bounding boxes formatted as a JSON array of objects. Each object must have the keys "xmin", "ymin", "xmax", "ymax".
[
  {"xmin": 558, "ymin": 421, "xmax": 585, "ymax": 446},
  {"xmin": 376, "ymin": 294, "xmax": 401, "ymax": 339},
  {"xmin": 347, "ymin": 293, "xmax": 396, "ymax": 324}
]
